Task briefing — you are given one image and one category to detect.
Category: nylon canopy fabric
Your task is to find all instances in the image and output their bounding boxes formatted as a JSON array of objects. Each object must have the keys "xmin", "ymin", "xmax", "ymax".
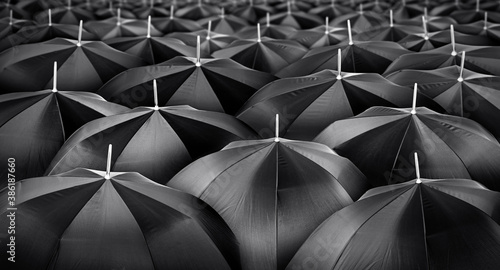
[
  {"xmin": 45, "ymin": 105, "xmax": 258, "ymax": 184},
  {"xmin": 238, "ymin": 69, "xmax": 443, "ymax": 140},
  {"xmin": 386, "ymin": 65, "xmax": 500, "ymax": 141},
  {"xmin": 0, "ymin": 168, "xmax": 241, "ymax": 270},
  {"xmin": 169, "ymin": 137, "xmax": 370, "ymax": 270},
  {"xmin": 0, "ymin": 90, "xmax": 128, "ymax": 182},
  {"xmin": 0, "ymin": 37, "xmax": 146, "ymax": 92},
  {"xmin": 287, "ymin": 178, "xmax": 500, "ymax": 270},
  {"xmin": 276, "ymin": 41, "xmax": 410, "ymax": 78},
  {"xmin": 314, "ymin": 106, "xmax": 500, "ymax": 189},
  {"xmin": 98, "ymin": 56, "xmax": 276, "ymax": 114}
]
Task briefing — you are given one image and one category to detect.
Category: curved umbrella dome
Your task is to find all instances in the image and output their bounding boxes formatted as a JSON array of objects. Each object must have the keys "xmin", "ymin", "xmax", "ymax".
[
  {"xmin": 0, "ymin": 38, "xmax": 146, "ymax": 92},
  {"xmin": 0, "ymin": 89, "xmax": 128, "ymax": 183},
  {"xmin": 287, "ymin": 178, "xmax": 500, "ymax": 270},
  {"xmin": 98, "ymin": 56, "xmax": 276, "ymax": 115},
  {"xmin": 169, "ymin": 137, "xmax": 370, "ymax": 270},
  {"xmin": 45, "ymin": 105, "xmax": 258, "ymax": 184},
  {"xmin": 238, "ymin": 69, "xmax": 443, "ymax": 140},
  {"xmin": 314, "ymin": 106, "xmax": 500, "ymax": 190},
  {"xmin": 0, "ymin": 168, "xmax": 241, "ymax": 270}
]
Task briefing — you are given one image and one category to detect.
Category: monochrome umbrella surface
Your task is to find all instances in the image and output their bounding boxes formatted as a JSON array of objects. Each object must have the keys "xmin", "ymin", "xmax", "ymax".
[
  {"xmin": 98, "ymin": 56, "xmax": 276, "ymax": 114},
  {"xmin": 386, "ymin": 59, "xmax": 500, "ymax": 140},
  {"xmin": 169, "ymin": 136, "xmax": 370, "ymax": 270},
  {"xmin": 238, "ymin": 68, "xmax": 442, "ymax": 140},
  {"xmin": 45, "ymin": 104, "xmax": 258, "ymax": 184},
  {"xmin": 0, "ymin": 37, "xmax": 145, "ymax": 92},
  {"xmin": 0, "ymin": 168, "xmax": 241, "ymax": 270},
  {"xmin": 0, "ymin": 72, "xmax": 128, "ymax": 182},
  {"xmin": 287, "ymin": 176, "xmax": 500, "ymax": 270},
  {"xmin": 314, "ymin": 105, "xmax": 500, "ymax": 189}
]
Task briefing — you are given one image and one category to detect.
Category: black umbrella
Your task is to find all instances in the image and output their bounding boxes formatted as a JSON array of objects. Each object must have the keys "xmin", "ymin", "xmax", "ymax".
[
  {"xmin": 238, "ymin": 51, "xmax": 442, "ymax": 140},
  {"xmin": 0, "ymin": 61, "xmax": 128, "ymax": 183},
  {"xmin": 151, "ymin": 5, "xmax": 203, "ymax": 33},
  {"xmin": 168, "ymin": 118, "xmax": 370, "ymax": 270},
  {"xmin": 84, "ymin": 8, "xmax": 163, "ymax": 40},
  {"xmin": 355, "ymin": 10, "xmax": 422, "ymax": 42},
  {"xmin": 0, "ymin": 148, "xmax": 241, "ymax": 269},
  {"xmin": 230, "ymin": 0, "xmax": 275, "ymax": 23},
  {"xmin": 0, "ymin": 10, "xmax": 34, "ymax": 40},
  {"xmin": 0, "ymin": 9, "xmax": 98, "ymax": 52},
  {"xmin": 384, "ymin": 43, "xmax": 500, "ymax": 76},
  {"xmin": 308, "ymin": 0, "xmax": 353, "ymax": 18},
  {"xmin": 277, "ymin": 20, "xmax": 410, "ymax": 77},
  {"xmin": 315, "ymin": 85, "xmax": 500, "ymax": 189},
  {"xmin": 174, "ymin": 0, "xmax": 220, "ymax": 20},
  {"xmin": 98, "ymin": 41, "xmax": 276, "ymax": 115},
  {"xmin": 259, "ymin": 1, "xmax": 323, "ymax": 29},
  {"xmin": 34, "ymin": 0, "xmax": 95, "ymax": 25},
  {"xmin": 289, "ymin": 17, "xmax": 348, "ymax": 48},
  {"xmin": 235, "ymin": 13, "xmax": 297, "ymax": 39},
  {"xmin": 288, "ymin": 154, "xmax": 500, "ymax": 270},
  {"xmin": 212, "ymin": 24, "xmax": 308, "ymax": 75},
  {"xmin": 197, "ymin": 7, "xmax": 248, "ymax": 35},
  {"xmin": 386, "ymin": 51, "xmax": 500, "ymax": 141},
  {"xmin": 46, "ymin": 85, "xmax": 258, "ymax": 184},
  {"xmin": 0, "ymin": 21, "xmax": 146, "ymax": 92},
  {"xmin": 104, "ymin": 16, "xmax": 199, "ymax": 64},
  {"xmin": 329, "ymin": 4, "xmax": 386, "ymax": 32}
]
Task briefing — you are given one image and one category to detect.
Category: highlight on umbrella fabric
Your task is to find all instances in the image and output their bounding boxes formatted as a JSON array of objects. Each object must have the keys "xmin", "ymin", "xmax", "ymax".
[
  {"xmin": 168, "ymin": 117, "xmax": 370, "ymax": 270},
  {"xmin": 287, "ymin": 158, "xmax": 500, "ymax": 270},
  {"xmin": 0, "ymin": 148, "xmax": 241, "ymax": 270}
]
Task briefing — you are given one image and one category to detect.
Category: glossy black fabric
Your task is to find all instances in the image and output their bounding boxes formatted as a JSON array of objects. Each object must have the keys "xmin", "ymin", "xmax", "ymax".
[
  {"xmin": 0, "ymin": 169, "xmax": 240, "ymax": 270},
  {"xmin": 276, "ymin": 41, "xmax": 410, "ymax": 78},
  {"xmin": 0, "ymin": 90, "xmax": 127, "ymax": 182},
  {"xmin": 287, "ymin": 179, "xmax": 500, "ymax": 270},
  {"xmin": 384, "ymin": 43, "xmax": 500, "ymax": 76},
  {"xmin": 387, "ymin": 66, "xmax": 500, "ymax": 141},
  {"xmin": 211, "ymin": 37, "xmax": 308, "ymax": 75},
  {"xmin": 238, "ymin": 70, "xmax": 443, "ymax": 140},
  {"xmin": 314, "ymin": 106, "xmax": 500, "ymax": 190},
  {"xmin": 45, "ymin": 105, "xmax": 258, "ymax": 184},
  {"xmin": 0, "ymin": 38, "xmax": 145, "ymax": 92},
  {"xmin": 169, "ymin": 138, "xmax": 370, "ymax": 270},
  {"xmin": 98, "ymin": 56, "xmax": 276, "ymax": 115}
]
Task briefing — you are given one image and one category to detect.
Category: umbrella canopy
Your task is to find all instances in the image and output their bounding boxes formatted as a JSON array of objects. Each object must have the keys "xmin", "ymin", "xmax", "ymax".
[
  {"xmin": 0, "ymin": 166, "xmax": 241, "ymax": 270},
  {"xmin": 0, "ymin": 11, "xmax": 34, "ymax": 40},
  {"xmin": 166, "ymin": 25, "xmax": 238, "ymax": 54},
  {"xmin": 398, "ymin": 21, "xmax": 495, "ymax": 52},
  {"xmin": 174, "ymin": 1, "xmax": 221, "ymax": 20},
  {"xmin": 260, "ymin": 2, "xmax": 323, "ymax": 29},
  {"xmin": 386, "ymin": 54, "xmax": 500, "ymax": 141},
  {"xmin": 0, "ymin": 62, "xmax": 128, "ymax": 182},
  {"xmin": 230, "ymin": 0, "xmax": 274, "ymax": 23},
  {"xmin": 238, "ymin": 62, "xmax": 442, "ymax": 140},
  {"xmin": 330, "ymin": 8, "xmax": 387, "ymax": 32},
  {"xmin": 288, "ymin": 17, "xmax": 348, "ymax": 48},
  {"xmin": 235, "ymin": 14, "xmax": 297, "ymax": 39},
  {"xmin": 287, "ymin": 175, "xmax": 500, "ymax": 270},
  {"xmin": 276, "ymin": 25, "xmax": 409, "ymax": 77},
  {"xmin": 197, "ymin": 8, "xmax": 248, "ymax": 35},
  {"xmin": 168, "ymin": 134, "xmax": 370, "ymax": 270},
  {"xmin": 104, "ymin": 16, "xmax": 199, "ymax": 64},
  {"xmin": 314, "ymin": 101, "xmax": 500, "ymax": 190},
  {"xmin": 0, "ymin": 26, "xmax": 146, "ymax": 92},
  {"xmin": 0, "ymin": 11, "xmax": 98, "ymax": 52},
  {"xmin": 34, "ymin": 3, "xmax": 95, "ymax": 25},
  {"xmin": 384, "ymin": 43, "xmax": 500, "ymax": 76},
  {"xmin": 98, "ymin": 53, "xmax": 276, "ymax": 115},
  {"xmin": 151, "ymin": 5, "xmax": 202, "ymax": 33},
  {"xmin": 212, "ymin": 27, "xmax": 308, "ymax": 75},
  {"xmin": 45, "ymin": 102, "xmax": 258, "ymax": 184},
  {"xmin": 84, "ymin": 10, "xmax": 163, "ymax": 40},
  {"xmin": 355, "ymin": 10, "xmax": 423, "ymax": 42},
  {"xmin": 308, "ymin": 0, "xmax": 353, "ymax": 18},
  {"xmin": 399, "ymin": 13, "xmax": 458, "ymax": 31}
]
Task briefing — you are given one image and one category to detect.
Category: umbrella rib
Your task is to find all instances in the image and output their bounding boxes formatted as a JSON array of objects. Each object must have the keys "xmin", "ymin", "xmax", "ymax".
[
  {"xmin": 331, "ymin": 186, "xmax": 413, "ymax": 268},
  {"xmin": 418, "ymin": 185, "xmax": 431, "ymax": 270},
  {"xmin": 415, "ymin": 117, "xmax": 473, "ymax": 178},
  {"xmin": 198, "ymin": 142, "xmax": 274, "ymax": 198},
  {"xmin": 388, "ymin": 117, "xmax": 413, "ymax": 182}
]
